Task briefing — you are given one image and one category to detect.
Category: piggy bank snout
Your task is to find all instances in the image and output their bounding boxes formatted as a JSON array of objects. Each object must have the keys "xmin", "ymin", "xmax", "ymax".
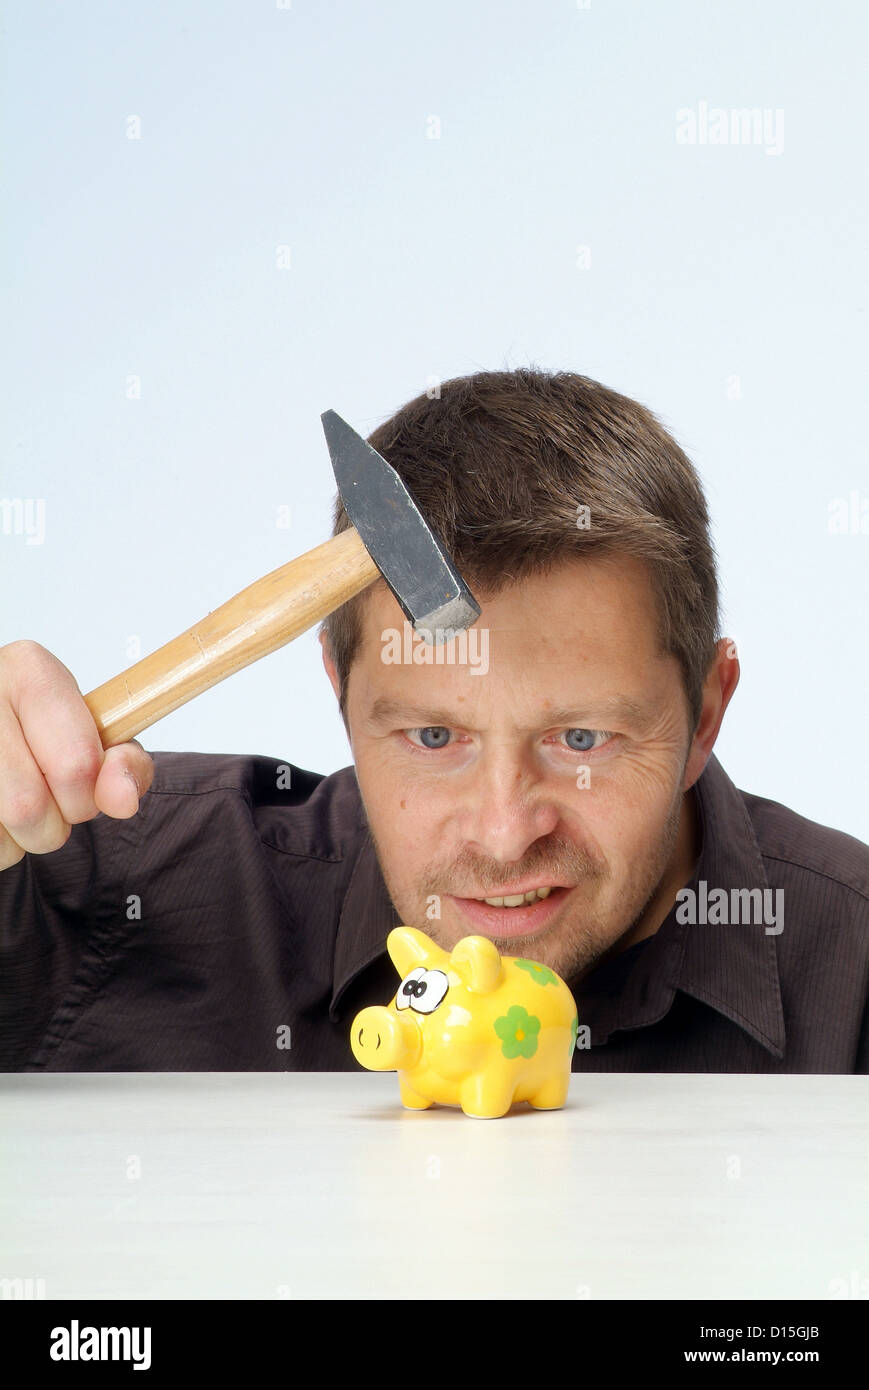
[{"xmin": 351, "ymin": 1006, "xmax": 422, "ymax": 1071}]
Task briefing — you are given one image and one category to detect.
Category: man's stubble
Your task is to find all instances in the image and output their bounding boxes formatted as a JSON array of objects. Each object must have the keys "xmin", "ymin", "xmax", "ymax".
[{"xmin": 360, "ymin": 768, "xmax": 690, "ymax": 988}]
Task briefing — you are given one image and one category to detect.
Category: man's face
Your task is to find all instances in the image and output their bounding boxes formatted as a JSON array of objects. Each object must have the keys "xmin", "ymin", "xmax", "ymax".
[{"xmin": 322, "ymin": 554, "xmax": 702, "ymax": 984}]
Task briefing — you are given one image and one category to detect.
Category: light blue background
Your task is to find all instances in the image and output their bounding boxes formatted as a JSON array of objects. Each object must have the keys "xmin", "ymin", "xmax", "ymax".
[{"xmin": 2, "ymin": 0, "xmax": 866, "ymax": 841}]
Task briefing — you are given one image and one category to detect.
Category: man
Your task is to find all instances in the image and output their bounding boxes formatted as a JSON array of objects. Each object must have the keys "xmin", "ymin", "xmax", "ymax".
[{"xmin": 1, "ymin": 368, "xmax": 867, "ymax": 1072}]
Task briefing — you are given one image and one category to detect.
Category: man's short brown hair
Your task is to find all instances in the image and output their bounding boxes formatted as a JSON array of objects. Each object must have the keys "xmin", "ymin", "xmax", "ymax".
[{"xmin": 320, "ymin": 367, "xmax": 721, "ymax": 733}]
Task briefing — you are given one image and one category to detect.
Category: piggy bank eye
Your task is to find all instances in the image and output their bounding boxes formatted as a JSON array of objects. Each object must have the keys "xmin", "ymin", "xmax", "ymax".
[
  {"xmin": 396, "ymin": 967, "xmax": 426, "ymax": 1011},
  {"xmin": 397, "ymin": 968, "xmax": 449, "ymax": 1015}
]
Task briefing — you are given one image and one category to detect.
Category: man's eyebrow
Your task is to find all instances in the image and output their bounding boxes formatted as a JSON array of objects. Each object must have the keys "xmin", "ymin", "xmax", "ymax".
[
  {"xmin": 366, "ymin": 699, "xmax": 465, "ymax": 729},
  {"xmin": 533, "ymin": 698, "xmax": 652, "ymax": 729},
  {"xmin": 365, "ymin": 695, "xmax": 653, "ymax": 730}
]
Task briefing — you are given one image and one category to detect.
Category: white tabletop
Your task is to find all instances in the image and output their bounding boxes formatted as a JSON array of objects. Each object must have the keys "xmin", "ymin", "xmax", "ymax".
[{"xmin": 1, "ymin": 1072, "xmax": 866, "ymax": 1300}]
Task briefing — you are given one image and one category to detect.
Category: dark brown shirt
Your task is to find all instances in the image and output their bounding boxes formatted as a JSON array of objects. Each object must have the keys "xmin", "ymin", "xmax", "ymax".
[{"xmin": 1, "ymin": 750, "xmax": 867, "ymax": 1072}]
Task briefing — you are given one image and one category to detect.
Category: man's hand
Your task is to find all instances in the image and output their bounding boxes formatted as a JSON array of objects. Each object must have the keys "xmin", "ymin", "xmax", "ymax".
[{"xmin": 0, "ymin": 640, "xmax": 154, "ymax": 871}]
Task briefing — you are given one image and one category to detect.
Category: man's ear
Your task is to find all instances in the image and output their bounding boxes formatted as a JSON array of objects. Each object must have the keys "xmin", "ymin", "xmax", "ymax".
[
  {"xmin": 683, "ymin": 637, "xmax": 741, "ymax": 791},
  {"xmin": 319, "ymin": 629, "xmax": 351, "ymax": 741},
  {"xmin": 319, "ymin": 628, "xmax": 341, "ymax": 702}
]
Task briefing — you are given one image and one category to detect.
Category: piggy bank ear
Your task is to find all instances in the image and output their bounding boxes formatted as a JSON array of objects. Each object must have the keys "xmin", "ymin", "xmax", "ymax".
[
  {"xmin": 387, "ymin": 927, "xmax": 447, "ymax": 979},
  {"xmin": 450, "ymin": 935, "xmax": 502, "ymax": 994}
]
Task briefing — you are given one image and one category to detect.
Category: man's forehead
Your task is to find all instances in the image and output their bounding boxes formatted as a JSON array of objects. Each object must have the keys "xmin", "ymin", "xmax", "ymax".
[
  {"xmin": 348, "ymin": 553, "xmax": 674, "ymax": 733},
  {"xmin": 358, "ymin": 551, "xmax": 659, "ymax": 647}
]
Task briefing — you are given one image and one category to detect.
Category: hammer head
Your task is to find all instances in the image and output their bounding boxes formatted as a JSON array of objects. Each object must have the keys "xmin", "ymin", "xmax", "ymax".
[{"xmin": 321, "ymin": 409, "xmax": 481, "ymax": 643}]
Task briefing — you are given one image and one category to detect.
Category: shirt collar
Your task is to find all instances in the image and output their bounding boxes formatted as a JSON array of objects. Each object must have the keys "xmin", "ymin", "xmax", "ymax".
[
  {"xmin": 330, "ymin": 818, "xmax": 402, "ymax": 1022},
  {"xmin": 329, "ymin": 753, "xmax": 786, "ymax": 1058},
  {"xmin": 676, "ymin": 750, "xmax": 786, "ymax": 1056}
]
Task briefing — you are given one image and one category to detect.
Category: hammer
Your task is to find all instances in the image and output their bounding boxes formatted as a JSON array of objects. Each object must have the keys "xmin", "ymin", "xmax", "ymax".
[{"xmin": 82, "ymin": 411, "xmax": 482, "ymax": 747}]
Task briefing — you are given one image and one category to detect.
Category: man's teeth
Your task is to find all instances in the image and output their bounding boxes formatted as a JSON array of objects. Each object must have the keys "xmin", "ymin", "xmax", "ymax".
[{"xmin": 479, "ymin": 886, "xmax": 554, "ymax": 908}]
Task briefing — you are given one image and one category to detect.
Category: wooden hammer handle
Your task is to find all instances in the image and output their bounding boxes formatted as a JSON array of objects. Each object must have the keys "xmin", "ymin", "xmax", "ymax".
[{"xmin": 83, "ymin": 527, "xmax": 379, "ymax": 748}]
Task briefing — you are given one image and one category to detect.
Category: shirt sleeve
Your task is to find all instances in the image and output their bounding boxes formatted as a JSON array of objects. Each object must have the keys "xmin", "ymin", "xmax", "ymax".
[{"xmin": 0, "ymin": 811, "xmax": 136, "ymax": 1069}]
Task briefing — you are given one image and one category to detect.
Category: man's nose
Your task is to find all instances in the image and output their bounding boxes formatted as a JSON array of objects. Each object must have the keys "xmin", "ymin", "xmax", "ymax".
[{"xmin": 456, "ymin": 746, "xmax": 560, "ymax": 862}]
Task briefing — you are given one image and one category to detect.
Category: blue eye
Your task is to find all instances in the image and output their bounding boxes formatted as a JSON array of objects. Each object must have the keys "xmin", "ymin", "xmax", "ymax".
[
  {"xmin": 412, "ymin": 727, "xmax": 451, "ymax": 749},
  {"xmin": 564, "ymin": 729, "xmax": 599, "ymax": 752}
]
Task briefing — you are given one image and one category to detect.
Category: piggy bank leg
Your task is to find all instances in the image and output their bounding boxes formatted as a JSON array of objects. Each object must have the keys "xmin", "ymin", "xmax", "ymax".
[
  {"xmin": 459, "ymin": 1072, "xmax": 516, "ymax": 1119},
  {"xmin": 398, "ymin": 1075, "xmax": 433, "ymax": 1110},
  {"xmin": 528, "ymin": 1072, "xmax": 570, "ymax": 1110}
]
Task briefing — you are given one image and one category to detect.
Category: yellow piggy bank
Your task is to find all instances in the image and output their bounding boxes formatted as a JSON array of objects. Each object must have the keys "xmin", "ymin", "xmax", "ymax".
[{"xmin": 351, "ymin": 926, "xmax": 578, "ymax": 1118}]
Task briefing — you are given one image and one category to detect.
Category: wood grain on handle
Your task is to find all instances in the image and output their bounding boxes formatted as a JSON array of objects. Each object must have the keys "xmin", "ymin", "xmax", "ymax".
[{"xmin": 83, "ymin": 527, "xmax": 380, "ymax": 748}]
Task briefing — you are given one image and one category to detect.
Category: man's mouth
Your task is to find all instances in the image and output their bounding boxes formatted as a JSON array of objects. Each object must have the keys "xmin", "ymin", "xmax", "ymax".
[
  {"xmin": 446, "ymin": 884, "xmax": 572, "ymax": 939},
  {"xmin": 478, "ymin": 884, "xmax": 554, "ymax": 907}
]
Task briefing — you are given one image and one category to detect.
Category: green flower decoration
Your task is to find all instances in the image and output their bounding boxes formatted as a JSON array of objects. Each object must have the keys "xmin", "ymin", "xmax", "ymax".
[
  {"xmin": 569, "ymin": 1013, "xmax": 579, "ymax": 1056},
  {"xmin": 494, "ymin": 1004, "xmax": 540, "ymax": 1060},
  {"xmin": 514, "ymin": 958, "xmax": 559, "ymax": 987}
]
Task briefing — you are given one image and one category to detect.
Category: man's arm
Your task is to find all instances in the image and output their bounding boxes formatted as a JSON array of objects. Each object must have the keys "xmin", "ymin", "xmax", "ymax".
[
  {"xmin": 0, "ymin": 640, "xmax": 153, "ymax": 872},
  {"xmin": 0, "ymin": 639, "xmax": 153, "ymax": 1067}
]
